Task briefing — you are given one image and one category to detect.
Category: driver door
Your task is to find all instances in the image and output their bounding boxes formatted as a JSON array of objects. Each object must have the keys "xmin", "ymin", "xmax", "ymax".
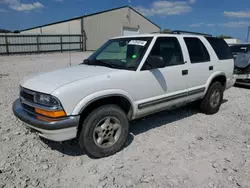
[{"xmin": 134, "ymin": 36, "xmax": 189, "ymax": 117}]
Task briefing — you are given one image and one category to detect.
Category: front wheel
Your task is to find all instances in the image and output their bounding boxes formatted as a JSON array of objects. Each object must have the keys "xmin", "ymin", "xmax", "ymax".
[
  {"xmin": 78, "ymin": 105, "xmax": 129, "ymax": 158},
  {"xmin": 200, "ymin": 82, "xmax": 224, "ymax": 115}
]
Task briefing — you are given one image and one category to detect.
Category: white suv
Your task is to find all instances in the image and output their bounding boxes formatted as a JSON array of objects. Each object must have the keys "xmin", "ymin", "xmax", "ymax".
[{"xmin": 13, "ymin": 32, "xmax": 236, "ymax": 158}]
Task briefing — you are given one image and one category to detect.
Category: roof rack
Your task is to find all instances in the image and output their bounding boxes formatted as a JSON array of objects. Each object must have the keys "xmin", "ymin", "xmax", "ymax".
[
  {"xmin": 151, "ymin": 31, "xmax": 170, "ymax": 34},
  {"xmin": 171, "ymin": 30, "xmax": 212, "ymax": 37},
  {"xmin": 150, "ymin": 30, "xmax": 212, "ymax": 37}
]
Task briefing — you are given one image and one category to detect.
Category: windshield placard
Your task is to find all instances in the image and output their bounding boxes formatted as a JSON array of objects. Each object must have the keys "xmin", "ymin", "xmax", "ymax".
[{"xmin": 128, "ymin": 40, "xmax": 147, "ymax": 46}]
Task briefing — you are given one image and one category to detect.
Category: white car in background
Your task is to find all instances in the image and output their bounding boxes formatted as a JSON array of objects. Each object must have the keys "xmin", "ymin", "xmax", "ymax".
[{"xmin": 13, "ymin": 31, "xmax": 235, "ymax": 158}]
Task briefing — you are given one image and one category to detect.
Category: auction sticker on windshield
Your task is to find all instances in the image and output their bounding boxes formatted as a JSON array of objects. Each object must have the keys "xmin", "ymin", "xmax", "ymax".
[{"xmin": 128, "ymin": 40, "xmax": 147, "ymax": 46}]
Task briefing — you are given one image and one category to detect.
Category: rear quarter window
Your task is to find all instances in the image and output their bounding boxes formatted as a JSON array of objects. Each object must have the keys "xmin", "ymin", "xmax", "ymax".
[{"xmin": 205, "ymin": 37, "xmax": 233, "ymax": 60}]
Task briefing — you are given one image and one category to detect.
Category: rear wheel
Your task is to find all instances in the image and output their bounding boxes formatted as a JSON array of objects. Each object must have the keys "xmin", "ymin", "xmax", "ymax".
[
  {"xmin": 200, "ymin": 82, "xmax": 224, "ymax": 115},
  {"xmin": 78, "ymin": 105, "xmax": 129, "ymax": 158}
]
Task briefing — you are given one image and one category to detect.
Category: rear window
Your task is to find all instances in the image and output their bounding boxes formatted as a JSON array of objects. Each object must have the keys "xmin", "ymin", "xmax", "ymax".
[{"xmin": 205, "ymin": 37, "xmax": 233, "ymax": 60}]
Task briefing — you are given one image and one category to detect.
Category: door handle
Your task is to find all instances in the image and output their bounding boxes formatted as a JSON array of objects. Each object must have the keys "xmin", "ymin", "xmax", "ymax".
[
  {"xmin": 209, "ymin": 66, "xmax": 213, "ymax": 71},
  {"xmin": 182, "ymin": 70, "xmax": 188, "ymax": 75}
]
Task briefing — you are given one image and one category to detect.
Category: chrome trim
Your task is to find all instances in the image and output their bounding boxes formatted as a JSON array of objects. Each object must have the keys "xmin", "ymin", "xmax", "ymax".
[
  {"xmin": 188, "ymin": 87, "xmax": 205, "ymax": 95},
  {"xmin": 138, "ymin": 87, "xmax": 206, "ymax": 110},
  {"xmin": 138, "ymin": 92, "xmax": 186, "ymax": 109},
  {"xmin": 13, "ymin": 99, "xmax": 80, "ymax": 131},
  {"xmin": 21, "ymin": 97, "xmax": 63, "ymax": 111},
  {"xmin": 235, "ymin": 74, "xmax": 250, "ymax": 79},
  {"xmin": 20, "ymin": 87, "xmax": 63, "ymax": 111},
  {"xmin": 20, "ymin": 87, "xmax": 36, "ymax": 95}
]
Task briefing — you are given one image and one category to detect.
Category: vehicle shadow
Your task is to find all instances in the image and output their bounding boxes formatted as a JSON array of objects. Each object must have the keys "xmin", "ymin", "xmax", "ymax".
[
  {"xmin": 40, "ymin": 101, "xmax": 227, "ymax": 157},
  {"xmin": 222, "ymin": 99, "xmax": 228, "ymax": 104},
  {"xmin": 130, "ymin": 104, "xmax": 199, "ymax": 136},
  {"xmin": 39, "ymin": 132, "xmax": 134, "ymax": 157},
  {"xmin": 40, "ymin": 137, "xmax": 84, "ymax": 156},
  {"xmin": 234, "ymin": 83, "xmax": 250, "ymax": 89}
]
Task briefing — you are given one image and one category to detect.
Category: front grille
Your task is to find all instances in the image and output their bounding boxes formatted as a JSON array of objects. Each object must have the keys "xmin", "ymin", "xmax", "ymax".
[
  {"xmin": 22, "ymin": 103, "xmax": 35, "ymax": 113},
  {"xmin": 20, "ymin": 87, "xmax": 36, "ymax": 113},
  {"xmin": 20, "ymin": 88, "xmax": 34, "ymax": 102}
]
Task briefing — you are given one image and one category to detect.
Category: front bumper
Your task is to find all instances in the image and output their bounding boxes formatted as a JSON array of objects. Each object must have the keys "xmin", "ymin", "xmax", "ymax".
[{"xmin": 13, "ymin": 99, "xmax": 80, "ymax": 141}]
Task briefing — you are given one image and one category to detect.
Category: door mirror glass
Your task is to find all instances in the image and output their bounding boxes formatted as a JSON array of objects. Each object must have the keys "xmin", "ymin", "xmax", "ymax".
[{"xmin": 147, "ymin": 55, "xmax": 165, "ymax": 69}]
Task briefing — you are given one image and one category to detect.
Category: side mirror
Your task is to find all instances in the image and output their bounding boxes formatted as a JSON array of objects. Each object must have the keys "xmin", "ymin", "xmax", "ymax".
[
  {"xmin": 147, "ymin": 55, "xmax": 165, "ymax": 69},
  {"xmin": 82, "ymin": 59, "xmax": 89, "ymax": 65}
]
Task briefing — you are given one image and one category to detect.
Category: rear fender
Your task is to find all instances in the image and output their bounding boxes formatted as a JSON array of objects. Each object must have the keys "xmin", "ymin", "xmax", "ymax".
[{"xmin": 205, "ymin": 71, "xmax": 226, "ymax": 93}]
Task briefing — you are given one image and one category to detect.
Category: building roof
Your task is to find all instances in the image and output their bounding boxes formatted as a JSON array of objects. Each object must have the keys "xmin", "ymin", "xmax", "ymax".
[{"xmin": 20, "ymin": 6, "xmax": 160, "ymax": 32}]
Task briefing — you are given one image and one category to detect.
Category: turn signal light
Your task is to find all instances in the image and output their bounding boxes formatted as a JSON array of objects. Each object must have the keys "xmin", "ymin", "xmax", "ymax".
[{"xmin": 35, "ymin": 108, "xmax": 66, "ymax": 118}]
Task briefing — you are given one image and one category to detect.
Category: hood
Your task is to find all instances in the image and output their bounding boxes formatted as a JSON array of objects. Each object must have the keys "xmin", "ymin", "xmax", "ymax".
[{"xmin": 21, "ymin": 65, "xmax": 117, "ymax": 94}]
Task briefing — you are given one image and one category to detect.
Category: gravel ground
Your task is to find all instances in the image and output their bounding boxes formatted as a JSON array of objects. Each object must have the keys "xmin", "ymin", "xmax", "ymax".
[{"xmin": 0, "ymin": 52, "xmax": 250, "ymax": 188}]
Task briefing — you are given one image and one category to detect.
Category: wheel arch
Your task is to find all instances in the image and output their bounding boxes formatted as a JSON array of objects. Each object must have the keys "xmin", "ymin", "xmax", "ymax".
[
  {"xmin": 205, "ymin": 72, "xmax": 227, "ymax": 92},
  {"xmin": 72, "ymin": 89, "xmax": 135, "ymax": 117},
  {"xmin": 75, "ymin": 92, "xmax": 135, "ymax": 138}
]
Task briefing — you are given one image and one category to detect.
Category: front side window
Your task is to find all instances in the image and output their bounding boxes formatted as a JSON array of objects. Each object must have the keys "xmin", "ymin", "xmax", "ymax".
[
  {"xmin": 184, "ymin": 37, "xmax": 210, "ymax": 63},
  {"xmin": 150, "ymin": 37, "xmax": 184, "ymax": 67},
  {"xmin": 86, "ymin": 37, "xmax": 153, "ymax": 70}
]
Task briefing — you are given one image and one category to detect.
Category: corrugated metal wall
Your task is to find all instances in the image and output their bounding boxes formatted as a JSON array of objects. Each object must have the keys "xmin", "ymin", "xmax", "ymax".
[
  {"xmin": 129, "ymin": 8, "xmax": 160, "ymax": 34},
  {"xmin": 42, "ymin": 19, "xmax": 81, "ymax": 34},
  {"xmin": 84, "ymin": 7, "xmax": 160, "ymax": 50},
  {"xmin": 83, "ymin": 8, "xmax": 124, "ymax": 51},
  {"xmin": 20, "ymin": 7, "xmax": 160, "ymax": 51},
  {"xmin": 21, "ymin": 19, "xmax": 82, "ymax": 35},
  {"xmin": 21, "ymin": 28, "xmax": 41, "ymax": 34}
]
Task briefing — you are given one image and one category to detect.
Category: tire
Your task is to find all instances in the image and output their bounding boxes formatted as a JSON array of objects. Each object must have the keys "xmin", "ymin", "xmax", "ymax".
[
  {"xmin": 78, "ymin": 105, "xmax": 129, "ymax": 158},
  {"xmin": 200, "ymin": 82, "xmax": 224, "ymax": 115}
]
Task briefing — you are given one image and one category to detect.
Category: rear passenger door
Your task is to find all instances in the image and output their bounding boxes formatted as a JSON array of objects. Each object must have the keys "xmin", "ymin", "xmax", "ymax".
[{"xmin": 183, "ymin": 37, "xmax": 214, "ymax": 101}]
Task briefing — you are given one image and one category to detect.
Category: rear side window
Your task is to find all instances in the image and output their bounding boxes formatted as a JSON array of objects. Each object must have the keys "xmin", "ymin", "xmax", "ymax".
[
  {"xmin": 205, "ymin": 37, "xmax": 233, "ymax": 60},
  {"xmin": 184, "ymin": 37, "xmax": 210, "ymax": 63}
]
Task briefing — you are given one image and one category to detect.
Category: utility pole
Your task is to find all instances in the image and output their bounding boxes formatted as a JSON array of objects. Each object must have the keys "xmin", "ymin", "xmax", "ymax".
[
  {"xmin": 127, "ymin": 0, "xmax": 131, "ymax": 26},
  {"xmin": 246, "ymin": 26, "xmax": 250, "ymax": 43}
]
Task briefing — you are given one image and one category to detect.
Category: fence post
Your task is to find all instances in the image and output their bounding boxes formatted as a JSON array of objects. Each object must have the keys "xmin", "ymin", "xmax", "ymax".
[
  {"xmin": 60, "ymin": 35, "xmax": 63, "ymax": 53},
  {"xmin": 5, "ymin": 35, "xmax": 9, "ymax": 55},
  {"xmin": 80, "ymin": 36, "xmax": 82, "ymax": 51},
  {"xmin": 36, "ymin": 35, "xmax": 40, "ymax": 53}
]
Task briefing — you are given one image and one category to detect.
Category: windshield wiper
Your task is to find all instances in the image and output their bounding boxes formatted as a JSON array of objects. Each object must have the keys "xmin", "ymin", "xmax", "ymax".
[
  {"xmin": 97, "ymin": 60, "xmax": 117, "ymax": 68},
  {"xmin": 81, "ymin": 59, "xmax": 127, "ymax": 69},
  {"xmin": 80, "ymin": 59, "xmax": 114, "ymax": 68}
]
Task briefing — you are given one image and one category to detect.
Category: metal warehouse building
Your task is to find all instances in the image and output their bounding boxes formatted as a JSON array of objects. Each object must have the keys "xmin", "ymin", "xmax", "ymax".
[{"xmin": 20, "ymin": 6, "xmax": 160, "ymax": 51}]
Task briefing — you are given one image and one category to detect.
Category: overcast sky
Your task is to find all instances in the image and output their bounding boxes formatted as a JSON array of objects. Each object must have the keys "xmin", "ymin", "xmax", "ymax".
[{"xmin": 0, "ymin": 0, "xmax": 250, "ymax": 41}]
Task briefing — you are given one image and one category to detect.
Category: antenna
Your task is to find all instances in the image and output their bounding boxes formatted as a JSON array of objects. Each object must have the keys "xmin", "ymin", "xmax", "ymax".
[{"xmin": 68, "ymin": 21, "xmax": 72, "ymax": 66}]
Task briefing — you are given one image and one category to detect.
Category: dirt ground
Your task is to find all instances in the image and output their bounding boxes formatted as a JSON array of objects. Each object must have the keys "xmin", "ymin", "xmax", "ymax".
[{"xmin": 0, "ymin": 52, "xmax": 250, "ymax": 188}]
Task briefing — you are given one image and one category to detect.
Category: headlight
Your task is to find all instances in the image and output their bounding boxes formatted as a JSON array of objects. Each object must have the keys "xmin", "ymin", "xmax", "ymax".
[{"xmin": 34, "ymin": 93, "xmax": 60, "ymax": 107}]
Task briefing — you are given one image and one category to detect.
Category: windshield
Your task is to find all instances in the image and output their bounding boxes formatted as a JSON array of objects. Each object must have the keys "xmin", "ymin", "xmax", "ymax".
[{"xmin": 86, "ymin": 37, "xmax": 153, "ymax": 70}]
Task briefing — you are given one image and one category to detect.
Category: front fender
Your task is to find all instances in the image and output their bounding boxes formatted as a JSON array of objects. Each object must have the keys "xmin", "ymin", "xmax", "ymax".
[{"xmin": 72, "ymin": 89, "xmax": 136, "ymax": 116}]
